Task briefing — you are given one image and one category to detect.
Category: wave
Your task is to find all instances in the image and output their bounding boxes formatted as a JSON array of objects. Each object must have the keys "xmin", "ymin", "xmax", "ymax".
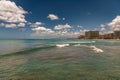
[
  {"xmin": 90, "ymin": 46, "xmax": 104, "ymax": 53},
  {"xmin": 0, "ymin": 45, "xmax": 56, "ymax": 58},
  {"xmin": 73, "ymin": 44, "xmax": 81, "ymax": 47},
  {"xmin": 56, "ymin": 44, "xmax": 70, "ymax": 48},
  {"xmin": 56, "ymin": 41, "xmax": 96, "ymax": 44},
  {"xmin": 73, "ymin": 44, "xmax": 89, "ymax": 47},
  {"xmin": 0, "ymin": 43, "xmax": 75, "ymax": 58},
  {"xmin": 0, "ymin": 42, "xmax": 104, "ymax": 59},
  {"xmin": 73, "ymin": 44, "xmax": 104, "ymax": 53}
]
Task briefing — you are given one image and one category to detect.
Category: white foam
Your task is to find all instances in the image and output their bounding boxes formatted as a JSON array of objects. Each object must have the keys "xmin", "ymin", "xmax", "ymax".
[
  {"xmin": 73, "ymin": 44, "xmax": 89, "ymax": 47},
  {"xmin": 56, "ymin": 44, "xmax": 70, "ymax": 48},
  {"xmin": 90, "ymin": 46, "xmax": 104, "ymax": 53}
]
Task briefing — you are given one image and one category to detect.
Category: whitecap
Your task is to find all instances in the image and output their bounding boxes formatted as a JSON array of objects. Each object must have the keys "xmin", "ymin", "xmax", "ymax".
[
  {"xmin": 56, "ymin": 44, "xmax": 70, "ymax": 48},
  {"xmin": 90, "ymin": 46, "xmax": 104, "ymax": 53},
  {"xmin": 73, "ymin": 44, "xmax": 89, "ymax": 47}
]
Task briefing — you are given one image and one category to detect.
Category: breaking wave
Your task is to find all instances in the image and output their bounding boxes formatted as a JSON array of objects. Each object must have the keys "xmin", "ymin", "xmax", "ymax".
[
  {"xmin": 56, "ymin": 44, "xmax": 70, "ymax": 48},
  {"xmin": 90, "ymin": 46, "xmax": 104, "ymax": 53},
  {"xmin": 0, "ymin": 45, "xmax": 56, "ymax": 58},
  {"xmin": 73, "ymin": 44, "xmax": 81, "ymax": 46},
  {"xmin": 73, "ymin": 44, "xmax": 104, "ymax": 53},
  {"xmin": 0, "ymin": 40, "xmax": 103, "ymax": 58}
]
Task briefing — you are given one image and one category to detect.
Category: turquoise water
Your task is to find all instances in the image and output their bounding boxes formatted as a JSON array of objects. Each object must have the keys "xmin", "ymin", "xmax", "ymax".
[{"xmin": 0, "ymin": 39, "xmax": 120, "ymax": 80}]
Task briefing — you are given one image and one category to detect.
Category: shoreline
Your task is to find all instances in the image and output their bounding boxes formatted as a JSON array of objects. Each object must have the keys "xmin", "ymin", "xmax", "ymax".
[{"xmin": 78, "ymin": 39, "xmax": 120, "ymax": 41}]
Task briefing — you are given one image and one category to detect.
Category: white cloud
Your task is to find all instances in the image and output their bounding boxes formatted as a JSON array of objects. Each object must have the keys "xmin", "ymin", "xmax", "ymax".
[
  {"xmin": 54, "ymin": 24, "xmax": 72, "ymax": 30},
  {"xmin": 32, "ymin": 26, "xmax": 54, "ymax": 33},
  {"xmin": 17, "ymin": 23, "xmax": 26, "ymax": 27},
  {"xmin": 58, "ymin": 32, "xmax": 80, "ymax": 38},
  {"xmin": 0, "ymin": 22, "xmax": 26, "ymax": 28},
  {"xmin": 47, "ymin": 14, "xmax": 59, "ymax": 20},
  {"xmin": 31, "ymin": 31, "xmax": 80, "ymax": 39},
  {"xmin": 100, "ymin": 24, "xmax": 106, "ymax": 31},
  {"xmin": 0, "ymin": 0, "xmax": 27, "ymax": 23},
  {"xmin": 101, "ymin": 27, "xmax": 106, "ymax": 31},
  {"xmin": 100, "ymin": 24, "xmax": 105, "ymax": 28},
  {"xmin": 31, "ymin": 26, "xmax": 55, "ymax": 38},
  {"xmin": 31, "ymin": 23, "xmax": 81, "ymax": 38},
  {"xmin": 108, "ymin": 16, "xmax": 120, "ymax": 31},
  {"xmin": 77, "ymin": 25, "xmax": 83, "ymax": 28},
  {"xmin": 0, "ymin": 0, "xmax": 27, "ymax": 28},
  {"xmin": 79, "ymin": 29, "xmax": 89, "ymax": 35},
  {"xmin": 34, "ymin": 22, "xmax": 43, "ymax": 26},
  {"xmin": 4, "ymin": 23, "xmax": 17, "ymax": 28},
  {"xmin": 30, "ymin": 22, "xmax": 43, "ymax": 28},
  {"xmin": 31, "ymin": 22, "xmax": 54, "ymax": 36}
]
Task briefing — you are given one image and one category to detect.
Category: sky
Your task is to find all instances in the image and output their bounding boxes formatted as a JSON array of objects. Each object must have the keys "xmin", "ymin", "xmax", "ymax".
[{"xmin": 0, "ymin": 0, "xmax": 120, "ymax": 39}]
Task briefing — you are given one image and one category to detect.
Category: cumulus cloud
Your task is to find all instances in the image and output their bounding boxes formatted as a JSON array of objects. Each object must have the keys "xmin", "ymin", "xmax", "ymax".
[
  {"xmin": 108, "ymin": 16, "xmax": 120, "ymax": 31},
  {"xmin": 0, "ymin": 23, "xmax": 10, "ymax": 28},
  {"xmin": 34, "ymin": 22, "xmax": 43, "ymax": 26},
  {"xmin": 100, "ymin": 24, "xmax": 105, "ymax": 28},
  {"xmin": 31, "ymin": 23, "xmax": 81, "ymax": 38},
  {"xmin": 17, "ymin": 23, "xmax": 26, "ymax": 27},
  {"xmin": 0, "ymin": 22, "xmax": 26, "ymax": 28},
  {"xmin": 4, "ymin": 23, "xmax": 17, "ymax": 28},
  {"xmin": 58, "ymin": 32, "xmax": 80, "ymax": 38},
  {"xmin": 31, "ymin": 22, "xmax": 55, "ymax": 38},
  {"xmin": 47, "ymin": 14, "xmax": 59, "ymax": 20},
  {"xmin": 54, "ymin": 24, "xmax": 72, "ymax": 30},
  {"xmin": 32, "ymin": 27, "xmax": 54, "ymax": 33},
  {"xmin": 0, "ymin": 0, "xmax": 27, "ymax": 29},
  {"xmin": 0, "ymin": 0, "xmax": 27, "ymax": 23},
  {"xmin": 30, "ymin": 22, "xmax": 43, "ymax": 28},
  {"xmin": 101, "ymin": 27, "xmax": 106, "ymax": 31},
  {"xmin": 31, "ymin": 30, "xmax": 80, "ymax": 39},
  {"xmin": 31, "ymin": 26, "xmax": 55, "ymax": 38},
  {"xmin": 100, "ymin": 24, "xmax": 106, "ymax": 31}
]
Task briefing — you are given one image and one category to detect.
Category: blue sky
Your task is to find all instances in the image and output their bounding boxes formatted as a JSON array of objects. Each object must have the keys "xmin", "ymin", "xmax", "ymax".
[{"xmin": 0, "ymin": 0, "xmax": 120, "ymax": 39}]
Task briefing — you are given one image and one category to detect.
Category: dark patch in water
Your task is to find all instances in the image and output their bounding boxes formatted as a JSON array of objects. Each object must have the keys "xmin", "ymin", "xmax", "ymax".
[{"xmin": 0, "ymin": 46, "xmax": 55, "ymax": 59}]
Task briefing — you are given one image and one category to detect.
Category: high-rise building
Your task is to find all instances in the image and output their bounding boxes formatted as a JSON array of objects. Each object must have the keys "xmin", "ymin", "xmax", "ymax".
[
  {"xmin": 114, "ymin": 31, "xmax": 120, "ymax": 39},
  {"xmin": 85, "ymin": 31, "xmax": 99, "ymax": 39},
  {"xmin": 101, "ymin": 33, "xmax": 114, "ymax": 39}
]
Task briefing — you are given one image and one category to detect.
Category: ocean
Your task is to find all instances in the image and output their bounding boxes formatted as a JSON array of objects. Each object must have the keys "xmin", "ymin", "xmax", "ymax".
[{"xmin": 0, "ymin": 39, "xmax": 120, "ymax": 80}]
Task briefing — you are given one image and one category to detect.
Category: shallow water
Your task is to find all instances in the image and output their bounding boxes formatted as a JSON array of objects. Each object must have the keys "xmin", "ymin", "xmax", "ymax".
[{"xmin": 0, "ymin": 39, "xmax": 120, "ymax": 80}]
